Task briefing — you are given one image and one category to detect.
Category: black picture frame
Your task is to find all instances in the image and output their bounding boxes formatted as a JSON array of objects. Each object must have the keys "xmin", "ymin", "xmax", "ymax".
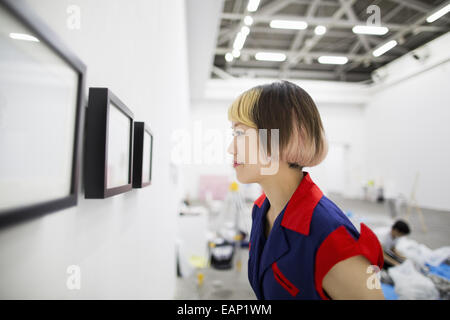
[
  {"xmin": 0, "ymin": 0, "xmax": 86, "ymax": 228},
  {"xmin": 133, "ymin": 122, "xmax": 153, "ymax": 188},
  {"xmin": 84, "ymin": 88, "xmax": 134, "ymax": 198}
]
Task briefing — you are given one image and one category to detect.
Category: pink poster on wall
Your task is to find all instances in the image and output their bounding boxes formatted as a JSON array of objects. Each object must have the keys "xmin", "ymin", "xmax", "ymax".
[{"xmin": 198, "ymin": 175, "xmax": 230, "ymax": 201}]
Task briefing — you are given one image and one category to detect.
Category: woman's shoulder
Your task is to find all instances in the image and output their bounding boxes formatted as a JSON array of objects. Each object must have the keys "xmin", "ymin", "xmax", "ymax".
[
  {"xmin": 309, "ymin": 195, "xmax": 360, "ymax": 241},
  {"xmin": 310, "ymin": 195, "xmax": 384, "ymax": 272}
]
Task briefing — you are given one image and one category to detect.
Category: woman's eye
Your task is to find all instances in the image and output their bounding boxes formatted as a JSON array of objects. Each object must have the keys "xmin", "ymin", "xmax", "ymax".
[{"xmin": 233, "ymin": 131, "xmax": 244, "ymax": 137}]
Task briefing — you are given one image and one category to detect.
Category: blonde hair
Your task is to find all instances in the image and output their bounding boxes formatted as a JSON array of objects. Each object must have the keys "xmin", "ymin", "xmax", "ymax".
[
  {"xmin": 228, "ymin": 80, "xmax": 328, "ymax": 167},
  {"xmin": 228, "ymin": 87, "xmax": 261, "ymax": 128}
]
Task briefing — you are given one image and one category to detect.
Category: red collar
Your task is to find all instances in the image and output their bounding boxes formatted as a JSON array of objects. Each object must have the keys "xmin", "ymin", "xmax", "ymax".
[{"xmin": 253, "ymin": 172, "xmax": 323, "ymax": 236}]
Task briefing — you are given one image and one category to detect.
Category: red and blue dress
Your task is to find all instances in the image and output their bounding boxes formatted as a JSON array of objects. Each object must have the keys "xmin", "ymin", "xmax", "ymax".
[{"xmin": 248, "ymin": 171, "xmax": 384, "ymax": 300}]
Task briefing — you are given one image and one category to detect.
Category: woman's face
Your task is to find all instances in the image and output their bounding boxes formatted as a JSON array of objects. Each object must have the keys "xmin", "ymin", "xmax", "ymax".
[{"xmin": 227, "ymin": 122, "xmax": 273, "ymax": 184}]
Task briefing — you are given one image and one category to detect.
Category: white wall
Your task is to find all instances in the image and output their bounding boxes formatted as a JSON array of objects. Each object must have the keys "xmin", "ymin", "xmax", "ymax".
[
  {"xmin": 186, "ymin": 0, "xmax": 223, "ymax": 101},
  {"xmin": 310, "ymin": 103, "xmax": 366, "ymax": 198},
  {"xmin": 188, "ymin": 79, "xmax": 370, "ymax": 199},
  {"xmin": 181, "ymin": 100, "xmax": 235, "ymax": 200},
  {"xmin": 365, "ymin": 33, "xmax": 450, "ymax": 211},
  {"xmin": 0, "ymin": 0, "xmax": 190, "ymax": 299}
]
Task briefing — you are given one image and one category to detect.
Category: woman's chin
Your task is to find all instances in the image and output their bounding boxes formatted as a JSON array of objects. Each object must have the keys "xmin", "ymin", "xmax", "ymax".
[{"xmin": 236, "ymin": 169, "xmax": 259, "ymax": 184}]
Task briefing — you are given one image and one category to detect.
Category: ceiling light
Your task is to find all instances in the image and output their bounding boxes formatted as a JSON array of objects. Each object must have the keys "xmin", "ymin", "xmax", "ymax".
[
  {"xmin": 244, "ymin": 15, "xmax": 253, "ymax": 26},
  {"xmin": 9, "ymin": 32, "xmax": 39, "ymax": 42},
  {"xmin": 372, "ymin": 40, "xmax": 397, "ymax": 57},
  {"xmin": 232, "ymin": 49, "xmax": 241, "ymax": 58},
  {"xmin": 270, "ymin": 20, "xmax": 307, "ymax": 30},
  {"xmin": 318, "ymin": 55, "xmax": 348, "ymax": 64},
  {"xmin": 255, "ymin": 52, "xmax": 286, "ymax": 62},
  {"xmin": 225, "ymin": 53, "xmax": 234, "ymax": 62},
  {"xmin": 241, "ymin": 26, "xmax": 250, "ymax": 36},
  {"xmin": 352, "ymin": 25, "xmax": 389, "ymax": 35},
  {"xmin": 314, "ymin": 25, "xmax": 327, "ymax": 35},
  {"xmin": 247, "ymin": 0, "xmax": 260, "ymax": 12},
  {"xmin": 233, "ymin": 31, "xmax": 248, "ymax": 50},
  {"xmin": 426, "ymin": 4, "xmax": 450, "ymax": 23}
]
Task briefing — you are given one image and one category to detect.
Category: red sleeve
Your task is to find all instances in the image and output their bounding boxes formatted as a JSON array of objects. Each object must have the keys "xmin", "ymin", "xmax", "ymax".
[{"xmin": 314, "ymin": 223, "xmax": 384, "ymax": 300}]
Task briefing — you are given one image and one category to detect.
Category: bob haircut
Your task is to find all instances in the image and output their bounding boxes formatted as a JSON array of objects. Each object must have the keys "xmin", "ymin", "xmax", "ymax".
[{"xmin": 228, "ymin": 80, "xmax": 328, "ymax": 168}]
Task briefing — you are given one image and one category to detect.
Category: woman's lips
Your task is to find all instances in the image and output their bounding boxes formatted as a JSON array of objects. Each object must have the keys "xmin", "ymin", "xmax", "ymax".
[{"xmin": 233, "ymin": 162, "xmax": 242, "ymax": 168}]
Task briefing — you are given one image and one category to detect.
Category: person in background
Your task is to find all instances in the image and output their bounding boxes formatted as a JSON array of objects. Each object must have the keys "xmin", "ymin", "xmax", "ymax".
[{"xmin": 379, "ymin": 220, "xmax": 411, "ymax": 269}]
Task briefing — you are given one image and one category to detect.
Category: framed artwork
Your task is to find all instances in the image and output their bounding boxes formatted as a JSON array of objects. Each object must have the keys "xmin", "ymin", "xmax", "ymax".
[
  {"xmin": 0, "ymin": 0, "xmax": 86, "ymax": 227},
  {"xmin": 133, "ymin": 122, "xmax": 153, "ymax": 188},
  {"xmin": 84, "ymin": 88, "xmax": 134, "ymax": 198}
]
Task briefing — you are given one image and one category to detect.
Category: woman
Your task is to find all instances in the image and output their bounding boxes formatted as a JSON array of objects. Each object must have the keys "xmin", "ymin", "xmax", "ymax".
[{"xmin": 227, "ymin": 81, "xmax": 384, "ymax": 300}]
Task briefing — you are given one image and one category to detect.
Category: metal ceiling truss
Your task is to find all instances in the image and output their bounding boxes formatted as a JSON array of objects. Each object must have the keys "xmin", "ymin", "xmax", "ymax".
[{"xmin": 215, "ymin": 0, "xmax": 450, "ymax": 81}]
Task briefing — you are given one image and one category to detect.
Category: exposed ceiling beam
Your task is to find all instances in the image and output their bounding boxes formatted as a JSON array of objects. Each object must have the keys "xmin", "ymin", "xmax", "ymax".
[
  {"xmin": 332, "ymin": 0, "xmax": 377, "ymax": 81},
  {"xmin": 382, "ymin": 3, "xmax": 404, "ymax": 22},
  {"xmin": 250, "ymin": 26, "xmax": 354, "ymax": 36},
  {"xmin": 388, "ymin": 0, "xmax": 450, "ymax": 23},
  {"xmin": 216, "ymin": 47, "xmax": 393, "ymax": 62},
  {"xmin": 225, "ymin": 67, "xmax": 370, "ymax": 81},
  {"xmin": 223, "ymin": 0, "xmax": 339, "ymax": 6},
  {"xmin": 219, "ymin": 0, "xmax": 292, "ymax": 50},
  {"xmin": 220, "ymin": 13, "xmax": 418, "ymax": 31},
  {"xmin": 231, "ymin": 0, "xmax": 243, "ymax": 13},
  {"xmin": 388, "ymin": 0, "xmax": 431, "ymax": 12},
  {"xmin": 290, "ymin": 0, "xmax": 357, "ymax": 64},
  {"xmin": 217, "ymin": 0, "xmax": 243, "ymax": 46},
  {"xmin": 257, "ymin": 0, "xmax": 293, "ymax": 16},
  {"xmin": 339, "ymin": 0, "xmax": 371, "ymax": 53},
  {"xmin": 290, "ymin": 0, "xmax": 338, "ymax": 6},
  {"xmin": 288, "ymin": 0, "xmax": 321, "ymax": 52},
  {"xmin": 333, "ymin": 0, "xmax": 439, "ymax": 79},
  {"xmin": 247, "ymin": 25, "xmax": 446, "ymax": 35},
  {"xmin": 216, "ymin": 0, "xmax": 450, "ymax": 82},
  {"xmin": 343, "ymin": 0, "xmax": 450, "ymax": 73},
  {"xmin": 219, "ymin": 0, "xmax": 448, "ymax": 45},
  {"xmin": 280, "ymin": 0, "xmax": 321, "ymax": 75},
  {"xmin": 212, "ymin": 66, "xmax": 235, "ymax": 79},
  {"xmin": 334, "ymin": 40, "xmax": 361, "ymax": 79}
]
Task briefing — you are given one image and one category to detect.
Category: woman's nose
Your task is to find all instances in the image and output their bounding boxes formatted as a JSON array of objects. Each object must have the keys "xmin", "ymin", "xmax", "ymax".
[{"xmin": 227, "ymin": 139, "xmax": 235, "ymax": 156}]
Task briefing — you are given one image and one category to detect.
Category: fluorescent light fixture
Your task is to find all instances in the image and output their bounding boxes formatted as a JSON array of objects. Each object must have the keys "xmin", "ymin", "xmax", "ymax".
[
  {"xmin": 241, "ymin": 26, "xmax": 250, "ymax": 36},
  {"xmin": 426, "ymin": 4, "xmax": 450, "ymax": 23},
  {"xmin": 225, "ymin": 53, "xmax": 234, "ymax": 62},
  {"xmin": 9, "ymin": 32, "xmax": 39, "ymax": 42},
  {"xmin": 352, "ymin": 25, "xmax": 389, "ymax": 35},
  {"xmin": 372, "ymin": 40, "xmax": 397, "ymax": 57},
  {"xmin": 232, "ymin": 49, "xmax": 241, "ymax": 58},
  {"xmin": 318, "ymin": 55, "xmax": 348, "ymax": 65},
  {"xmin": 233, "ymin": 30, "xmax": 248, "ymax": 50},
  {"xmin": 244, "ymin": 15, "xmax": 253, "ymax": 26},
  {"xmin": 270, "ymin": 20, "xmax": 307, "ymax": 30},
  {"xmin": 247, "ymin": 0, "xmax": 260, "ymax": 12},
  {"xmin": 314, "ymin": 25, "xmax": 327, "ymax": 35},
  {"xmin": 255, "ymin": 52, "xmax": 286, "ymax": 62}
]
